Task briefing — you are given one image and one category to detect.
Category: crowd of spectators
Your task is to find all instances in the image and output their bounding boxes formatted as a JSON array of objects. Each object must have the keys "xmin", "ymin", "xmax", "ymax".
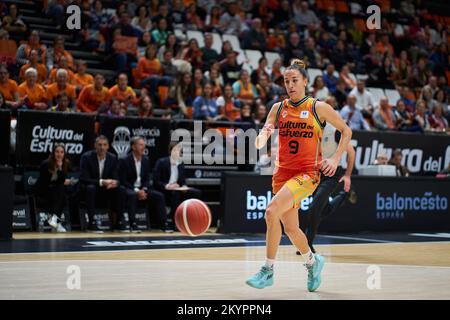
[{"xmin": 0, "ymin": 0, "xmax": 448, "ymax": 134}]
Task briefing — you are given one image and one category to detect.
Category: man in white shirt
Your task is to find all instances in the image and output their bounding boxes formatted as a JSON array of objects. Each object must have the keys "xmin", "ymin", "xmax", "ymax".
[
  {"xmin": 349, "ymin": 80, "xmax": 375, "ymax": 115},
  {"xmin": 119, "ymin": 136, "xmax": 170, "ymax": 232},
  {"xmin": 80, "ymin": 136, "xmax": 119, "ymax": 233}
]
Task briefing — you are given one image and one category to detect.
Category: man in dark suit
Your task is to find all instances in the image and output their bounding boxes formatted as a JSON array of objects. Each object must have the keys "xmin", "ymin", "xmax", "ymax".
[
  {"xmin": 79, "ymin": 135, "xmax": 120, "ymax": 233},
  {"xmin": 119, "ymin": 136, "xmax": 170, "ymax": 232},
  {"xmin": 153, "ymin": 142, "xmax": 202, "ymax": 230}
]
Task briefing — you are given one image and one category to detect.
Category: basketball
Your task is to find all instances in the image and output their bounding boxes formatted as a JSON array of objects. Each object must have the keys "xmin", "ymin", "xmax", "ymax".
[{"xmin": 175, "ymin": 199, "xmax": 212, "ymax": 236}]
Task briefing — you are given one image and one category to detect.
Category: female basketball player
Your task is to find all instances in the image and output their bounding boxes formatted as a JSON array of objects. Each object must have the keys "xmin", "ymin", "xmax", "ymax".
[{"xmin": 246, "ymin": 59, "xmax": 352, "ymax": 292}]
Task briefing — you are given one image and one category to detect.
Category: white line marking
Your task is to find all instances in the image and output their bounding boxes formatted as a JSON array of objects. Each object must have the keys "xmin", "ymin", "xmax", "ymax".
[{"xmin": 318, "ymin": 235, "xmax": 394, "ymax": 243}]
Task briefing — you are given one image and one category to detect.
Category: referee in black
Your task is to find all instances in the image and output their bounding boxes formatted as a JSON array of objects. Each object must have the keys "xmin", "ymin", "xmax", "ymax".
[{"xmin": 297, "ymin": 104, "xmax": 356, "ymax": 254}]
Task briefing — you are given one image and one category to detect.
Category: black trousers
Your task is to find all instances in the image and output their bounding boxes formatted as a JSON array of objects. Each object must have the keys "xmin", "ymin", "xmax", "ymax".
[
  {"xmin": 300, "ymin": 167, "xmax": 348, "ymax": 248},
  {"xmin": 83, "ymin": 184, "xmax": 121, "ymax": 222},
  {"xmin": 36, "ymin": 183, "xmax": 67, "ymax": 218},
  {"xmin": 159, "ymin": 188, "xmax": 202, "ymax": 221},
  {"xmin": 120, "ymin": 186, "xmax": 167, "ymax": 227}
]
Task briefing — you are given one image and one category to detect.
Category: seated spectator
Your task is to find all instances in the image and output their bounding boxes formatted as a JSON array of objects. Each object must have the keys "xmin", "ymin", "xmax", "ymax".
[
  {"xmin": 331, "ymin": 40, "xmax": 350, "ymax": 71},
  {"xmin": 136, "ymin": 44, "xmax": 173, "ymax": 95},
  {"xmin": 0, "ymin": 64, "xmax": 20, "ymax": 108},
  {"xmin": 193, "ymin": 68, "xmax": 204, "ymax": 97},
  {"xmin": 18, "ymin": 68, "xmax": 48, "ymax": 110},
  {"xmin": 251, "ymin": 57, "xmax": 270, "ymax": 86},
  {"xmin": 109, "ymin": 73, "xmax": 139, "ymax": 112},
  {"xmin": 216, "ymin": 84, "xmax": 241, "ymax": 121},
  {"xmin": 283, "ymin": 32, "xmax": 303, "ymax": 66},
  {"xmin": 45, "ymin": 0, "xmax": 66, "ymax": 27},
  {"xmin": 119, "ymin": 136, "xmax": 170, "ymax": 232},
  {"xmin": 48, "ymin": 56, "xmax": 76, "ymax": 84},
  {"xmin": 340, "ymin": 95, "xmax": 371, "ymax": 131},
  {"xmin": 233, "ymin": 70, "xmax": 258, "ymax": 106},
  {"xmin": 235, "ymin": 103, "xmax": 255, "ymax": 129},
  {"xmin": 334, "ymin": 79, "xmax": 348, "ymax": 109},
  {"xmin": 185, "ymin": 3, "xmax": 204, "ymax": 30},
  {"xmin": 201, "ymin": 33, "xmax": 220, "ymax": 72},
  {"xmin": 181, "ymin": 39, "xmax": 203, "ymax": 70},
  {"xmin": 137, "ymin": 95, "xmax": 156, "ymax": 118},
  {"xmin": 394, "ymin": 100, "xmax": 420, "ymax": 132},
  {"xmin": 256, "ymin": 74, "xmax": 284, "ymax": 107},
  {"xmin": 270, "ymin": 58, "xmax": 284, "ymax": 86},
  {"xmin": 428, "ymin": 104, "xmax": 449, "ymax": 132},
  {"xmin": 107, "ymin": 97, "xmax": 126, "ymax": 117},
  {"xmin": 47, "ymin": 36, "xmax": 74, "ymax": 71},
  {"xmin": 168, "ymin": 72, "xmax": 195, "ymax": 118},
  {"xmin": 77, "ymin": 74, "xmax": 110, "ymax": 114},
  {"xmin": 137, "ymin": 31, "xmax": 152, "ymax": 57},
  {"xmin": 34, "ymin": 143, "xmax": 71, "ymax": 233},
  {"xmin": 193, "ymin": 81, "xmax": 219, "ymax": 120},
  {"xmin": 409, "ymin": 57, "xmax": 429, "ymax": 88},
  {"xmin": 398, "ymin": 86, "xmax": 416, "ymax": 112},
  {"xmin": 16, "ymin": 30, "xmax": 47, "ymax": 66},
  {"xmin": 171, "ymin": 0, "xmax": 187, "ymax": 29},
  {"xmin": 373, "ymin": 55, "xmax": 396, "ymax": 89},
  {"xmin": 74, "ymin": 60, "xmax": 94, "ymax": 92},
  {"xmin": 242, "ymin": 18, "xmax": 266, "ymax": 51},
  {"xmin": 414, "ymin": 100, "xmax": 431, "ymax": 132},
  {"xmin": 50, "ymin": 92, "xmax": 73, "ymax": 112},
  {"xmin": 2, "ymin": 4, "xmax": 27, "ymax": 39},
  {"xmin": 311, "ymin": 75, "xmax": 329, "ymax": 101},
  {"xmin": 254, "ymin": 102, "xmax": 268, "ymax": 125},
  {"xmin": 323, "ymin": 63, "xmax": 339, "ymax": 94},
  {"xmin": 131, "ymin": 5, "xmax": 152, "ymax": 34},
  {"xmin": 111, "ymin": 12, "xmax": 139, "ymax": 73},
  {"xmin": 394, "ymin": 57, "xmax": 412, "ymax": 87},
  {"xmin": 153, "ymin": 142, "xmax": 202, "ymax": 231},
  {"xmin": 46, "ymin": 69, "xmax": 77, "ymax": 107},
  {"xmin": 79, "ymin": 136, "xmax": 120, "ymax": 233},
  {"xmin": 218, "ymin": 40, "xmax": 234, "ymax": 62},
  {"xmin": 419, "ymin": 86, "xmax": 437, "ymax": 112},
  {"xmin": 339, "ymin": 64, "xmax": 356, "ymax": 91},
  {"xmin": 160, "ymin": 49, "xmax": 178, "ymax": 82},
  {"xmin": 388, "ymin": 149, "xmax": 410, "ymax": 177},
  {"xmin": 293, "ymin": 1, "xmax": 320, "ymax": 30},
  {"xmin": 221, "ymin": 51, "xmax": 242, "ymax": 85},
  {"xmin": 376, "ymin": 33, "xmax": 394, "ymax": 57},
  {"xmin": 205, "ymin": 5, "xmax": 221, "ymax": 32},
  {"xmin": 373, "ymin": 97, "xmax": 398, "ymax": 131},
  {"xmin": 208, "ymin": 68, "xmax": 223, "ymax": 98},
  {"xmin": 19, "ymin": 49, "xmax": 47, "ymax": 84},
  {"xmin": 219, "ymin": 1, "xmax": 246, "ymax": 35},
  {"xmin": 151, "ymin": 17, "xmax": 169, "ymax": 46},
  {"xmin": 303, "ymin": 37, "xmax": 323, "ymax": 69},
  {"xmin": 157, "ymin": 34, "xmax": 181, "ymax": 61},
  {"xmin": 349, "ymin": 80, "xmax": 375, "ymax": 114}
]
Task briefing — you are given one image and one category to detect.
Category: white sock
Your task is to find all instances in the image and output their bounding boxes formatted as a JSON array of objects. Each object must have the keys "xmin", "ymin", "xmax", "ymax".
[
  {"xmin": 300, "ymin": 249, "xmax": 315, "ymax": 266},
  {"xmin": 265, "ymin": 258, "xmax": 275, "ymax": 268}
]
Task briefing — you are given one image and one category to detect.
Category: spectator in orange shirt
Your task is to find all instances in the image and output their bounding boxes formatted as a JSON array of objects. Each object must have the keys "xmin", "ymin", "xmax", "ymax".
[
  {"xmin": 46, "ymin": 69, "xmax": 77, "ymax": 107},
  {"xmin": 47, "ymin": 36, "xmax": 74, "ymax": 71},
  {"xmin": 136, "ymin": 43, "xmax": 173, "ymax": 95},
  {"xmin": 376, "ymin": 34, "xmax": 394, "ymax": 57},
  {"xmin": 77, "ymin": 73, "xmax": 110, "ymax": 114},
  {"xmin": 74, "ymin": 60, "xmax": 94, "ymax": 92},
  {"xmin": 0, "ymin": 64, "xmax": 21, "ymax": 108},
  {"xmin": 16, "ymin": 30, "xmax": 47, "ymax": 66},
  {"xmin": 109, "ymin": 73, "xmax": 139, "ymax": 111},
  {"xmin": 19, "ymin": 49, "xmax": 47, "ymax": 84},
  {"xmin": 18, "ymin": 67, "xmax": 48, "ymax": 110},
  {"xmin": 48, "ymin": 56, "xmax": 76, "ymax": 84}
]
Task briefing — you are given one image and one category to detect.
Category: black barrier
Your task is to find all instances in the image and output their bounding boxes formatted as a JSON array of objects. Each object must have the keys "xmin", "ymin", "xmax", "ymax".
[
  {"xmin": 0, "ymin": 109, "xmax": 10, "ymax": 165},
  {"xmin": 0, "ymin": 166, "xmax": 14, "ymax": 239},
  {"xmin": 350, "ymin": 131, "xmax": 450, "ymax": 176},
  {"xmin": 221, "ymin": 172, "xmax": 450, "ymax": 233},
  {"xmin": 99, "ymin": 116, "xmax": 171, "ymax": 168},
  {"xmin": 15, "ymin": 110, "xmax": 96, "ymax": 168}
]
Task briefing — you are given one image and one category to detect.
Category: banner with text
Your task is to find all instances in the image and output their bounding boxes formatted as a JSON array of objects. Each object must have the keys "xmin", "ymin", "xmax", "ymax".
[
  {"xmin": 16, "ymin": 110, "xmax": 96, "ymax": 168},
  {"xmin": 99, "ymin": 116, "xmax": 171, "ymax": 168},
  {"xmin": 221, "ymin": 173, "xmax": 450, "ymax": 233}
]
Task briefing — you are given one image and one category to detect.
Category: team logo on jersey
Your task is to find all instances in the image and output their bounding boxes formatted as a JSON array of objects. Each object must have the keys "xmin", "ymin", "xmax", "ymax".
[
  {"xmin": 300, "ymin": 110, "xmax": 309, "ymax": 118},
  {"xmin": 282, "ymin": 110, "xmax": 288, "ymax": 118}
]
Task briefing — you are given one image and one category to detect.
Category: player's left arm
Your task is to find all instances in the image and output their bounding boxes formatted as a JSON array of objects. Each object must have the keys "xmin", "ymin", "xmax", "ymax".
[
  {"xmin": 339, "ymin": 143, "xmax": 355, "ymax": 192},
  {"xmin": 315, "ymin": 101, "xmax": 352, "ymax": 177}
]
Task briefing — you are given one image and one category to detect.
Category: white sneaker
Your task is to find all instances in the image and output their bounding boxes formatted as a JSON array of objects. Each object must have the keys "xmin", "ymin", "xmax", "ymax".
[
  {"xmin": 56, "ymin": 223, "xmax": 67, "ymax": 233},
  {"xmin": 48, "ymin": 214, "xmax": 59, "ymax": 228}
]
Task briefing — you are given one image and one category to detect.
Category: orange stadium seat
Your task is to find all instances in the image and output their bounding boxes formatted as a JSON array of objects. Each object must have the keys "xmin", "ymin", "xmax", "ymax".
[{"xmin": 335, "ymin": 1, "xmax": 349, "ymax": 13}]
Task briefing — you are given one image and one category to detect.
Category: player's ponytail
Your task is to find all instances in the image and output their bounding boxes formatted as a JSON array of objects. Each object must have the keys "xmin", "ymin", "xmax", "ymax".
[{"xmin": 286, "ymin": 58, "xmax": 308, "ymax": 78}]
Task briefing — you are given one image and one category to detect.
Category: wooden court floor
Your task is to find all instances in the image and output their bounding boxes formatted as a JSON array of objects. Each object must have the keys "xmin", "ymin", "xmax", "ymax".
[{"xmin": 1, "ymin": 232, "xmax": 450, "ymax": 299}]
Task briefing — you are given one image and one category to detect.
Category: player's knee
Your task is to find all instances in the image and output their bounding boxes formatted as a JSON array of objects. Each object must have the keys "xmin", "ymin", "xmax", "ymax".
[
  {"xmin": 265, "ymin": 205, "xmax": 279, "ymax": 224},
  {"xmin": 283, "ymin": 224, "xmax": 299, "ymax": 237}
]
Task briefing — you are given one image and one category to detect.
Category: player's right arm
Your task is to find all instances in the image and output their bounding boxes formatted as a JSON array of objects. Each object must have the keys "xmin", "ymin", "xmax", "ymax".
[{"xmin": 255, "ymin": 102, "xmax": 280, "ymax": 149}]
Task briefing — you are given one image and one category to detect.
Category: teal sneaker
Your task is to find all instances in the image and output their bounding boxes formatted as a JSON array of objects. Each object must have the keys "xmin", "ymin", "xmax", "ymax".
[
  {"xmin": 306, "ymin": 254, "xmax": 325, "ymax": 292},
  {"xmin": 246, "ymin": 265, "xmax": 274, "ymax": 289}
]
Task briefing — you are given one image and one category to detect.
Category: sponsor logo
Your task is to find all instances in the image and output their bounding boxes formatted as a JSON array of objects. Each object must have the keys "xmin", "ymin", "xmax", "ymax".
[
  {"xmin": 30, "ymin": 125, "xmax": 84, "ymax": 154},
  {"xmin": 83, "ymin": 238, "xmax": 265, "ymax": 247},
  {"xmin": 300, "ymin": 110, "xmax": 309, "ymax": 118},
  {"xmin": 246, "ymin": 190, "xmax": 272, "ymax": 220},
  {"xmin": 376, "ymin": 192, "xmax": 448, "ymax": 220},
  {"xmin": 112, "ymin": 126, "xmax": 131, "ymax": 158}
]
